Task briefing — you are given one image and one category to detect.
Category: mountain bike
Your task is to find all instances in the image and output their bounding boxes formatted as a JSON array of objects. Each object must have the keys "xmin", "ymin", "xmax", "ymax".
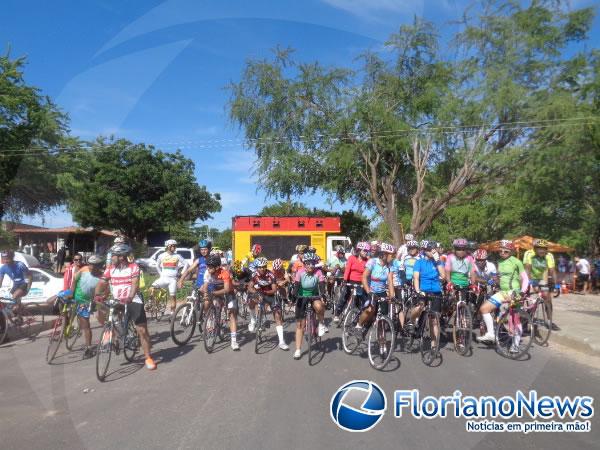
[
  {"xmin": 46, "ymin": 292, "xmax": 82, "ymax": 363},
  {"xmin": 170, "ymin": 289, "xmax": 203, "ymax": 346},
  {"xmin": 95, "ymin": 299, "xmax": 140, "ymax": 382},
  {"xmin": 366, "ymin": 295, "xmax": 395, "ymax": 370},
  {"xmin": 0, "ymin": 293, "xmax": 39, "ymax": 345}
]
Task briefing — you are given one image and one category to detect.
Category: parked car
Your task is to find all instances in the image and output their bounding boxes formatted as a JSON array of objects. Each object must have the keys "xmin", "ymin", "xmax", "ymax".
[
  {"xmin": 0, "ymin": 267, "xmax": 63, "ymax": 305},
  {"xmin": 135, "ymin": 247, "xmax": 195, "ymax": 275}
]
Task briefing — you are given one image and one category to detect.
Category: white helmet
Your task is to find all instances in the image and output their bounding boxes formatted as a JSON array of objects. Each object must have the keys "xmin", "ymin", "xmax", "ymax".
[
  {"xmin": 404, "ymin": 233, "xmax": 414, "ymax": 241},
  {"xmin": 165, "ymin": 239, "xmax": 177, "ymax": 247},
  {"xmin": 114, "ymin": 236, "xmax": 126, "ymax": 244}
]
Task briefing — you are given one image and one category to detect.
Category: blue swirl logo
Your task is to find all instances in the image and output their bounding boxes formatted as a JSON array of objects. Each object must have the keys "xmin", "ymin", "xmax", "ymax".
[{"xmin": 330, "ymin": 380, "xmax": 387, "ymax": 432}]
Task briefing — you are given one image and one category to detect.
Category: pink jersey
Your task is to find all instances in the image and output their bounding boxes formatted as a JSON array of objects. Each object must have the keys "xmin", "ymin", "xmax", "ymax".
[{"xmin": 102, "ymin": 263, "xmax": 141, "ymax": 304}]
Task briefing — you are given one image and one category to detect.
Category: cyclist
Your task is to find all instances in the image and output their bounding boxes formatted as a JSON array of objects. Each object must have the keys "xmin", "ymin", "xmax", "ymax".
[
  {"xmin": 248, "ymin": 257, "xmax": 289, "ymax": 350},
  {"xmin": 272, "ymin": 258, "xmax": 290, "ymax": 299},
  {"xmin": 332, "ymin": 241, "xmax": 370, "ymax": 323},
  {"xmin": 410, "ymin": 240, "xmax": 445, "ymax": 346},
  {"xmin": 95, "ymin": 244, "xmax": 156, "ymax": 370},
  {"xmin": 201, "ymin": 254, "xmax": 239, "ymax": 351},
  {"xmin": 523, "ymin": 239, "xmax": 558, "ymax": 330},
  {"xmin": 291, "ymin": 252, "xmax": 327, "ymax": 359},
  {"xmin": 0, "ymin": 249, "xmax": 32, "ymax": 319},
  {"xmin": 241, "ymin": 244, "xmax": 263, "ymax": 275},
  {"xmin": 151, "ymin": 239, "xmax": 188, "ymax": 315},
  {"xmin": 355, "ymin": 243, "xmax": 395, "ymax": 334},
  {"xmin": 473, "ymin": 249, "xmax": 497, "ymax": 286},
  {"xmin": 477, "ymin": 240, "xmax": 529, "ymax": 351},
  {"xmin": 445, "ymin": 238, "xmax": 475, "ymax": 293},
  {"xmin": 466, "ymin": 240, "xmax": 478, "ymax": 257},
  {"xmin": 400, "ymin": 240, "xmax": 420, "ymax": 286},
  {"xmin": 70, "ymin": 255, "xmax": 104, "ymax": 359},
  {"xmin": 326, "ymin": 245, "xmax": 347, "ymax": 297},
  {"xmin": 178, "ymin": 239, "xmax": 211, "ymax": 296},
  {"xmin": 397, "ymin": 233, "xmax": 415, "ymax": 261},
  {"xmin": 288, "ymin": 245, "xmax": 307, "ymax": 276}
]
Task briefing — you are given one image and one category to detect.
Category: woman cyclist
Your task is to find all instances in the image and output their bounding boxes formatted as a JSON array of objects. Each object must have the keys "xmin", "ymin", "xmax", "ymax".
[
  {"xmin": 292, "ymin": 252, "xmax": 327, "ymax": 360},
  {"xmin": 477, "ymin": 240, "xmax": 529, "ymax": 352},
  {"xmin": 333, "ymin": 241, "xmax": 370, "ymax": 323}
]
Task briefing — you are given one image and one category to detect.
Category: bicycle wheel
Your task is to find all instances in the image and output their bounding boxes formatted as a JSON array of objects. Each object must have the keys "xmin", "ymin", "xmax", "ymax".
[
  {"xmin": 342, "ymin": 307, "xmax": 360, "ymax": 354},
  {"xmin": 170, "ymin": 302, "xmax": 197, "ymax": 346},
  {"xmin": 452, "ymin": 302, "xmax": 472, "ymax": 356},
  {"xmin": 96, "ymin": 324, "xmax": 114, "ymax": 381},
  {"xmin": 532, "ymin": 301, "xmax": 551, "ymax": 346},
  {"xmin": 64, "ymin": 307, "xmax": 81, "ymax": 351},
  {"xmin": 420, "ymin": 312, "xmax": 441, "ymax": 366},
  {"xmin": 203, "ymin": 306, "xmax": 217, "ymax": 353},
  {"xmin": 46, "ymin": 316, "xmax": 64, "ymax": 363},
  {"xmin": 155, "ymin": 289, "xmax": 168, "ymax": 321},
  {"xmin": 367, "ymin": 316, "xmax": 395, "ymax": 370},
  {"xmin": 237, "ymin": 292, "xmax": 248, "ymax": 321},
  {"xmin": 495, "ymin": 309, "xmax": 533, "ymax": 359},
  {"xmin": 0, "ymin": 310, "xmax": 7, "ymax": 345},
  {"xmin": 254, "ymin": 306, "xmax": 263, "ymax": 354},
  {"xmin": 305, "ymin": 311, "xmax": 319, "ymax": 365},
  {"xmin": 123, "ymin": 321, "xmax": 139, "ymax": 362},
  {"xmin": 277, "ymin": 293, "xmax": 285, "ymax": 323}
]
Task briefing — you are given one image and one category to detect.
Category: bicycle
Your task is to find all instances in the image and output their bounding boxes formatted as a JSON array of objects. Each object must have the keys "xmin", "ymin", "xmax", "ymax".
[
  {"xmin": 170, "ymin": 289, "xmax": 204, "ymax": 346},
  {"xmin": 492, "ymin": 295, "xmax": 533, "ymax": 360},
  {"xmin": 393, "ymin": 284, "xmax": 419, "ymax": 353},
  {"xmin": 451, "ymin": 287, "xmax": 472, "ymax": 356},
  {"xmin": 202, "ymin": 293, "xmax": 230, "ymax": 353},
  {"xmin": 337, "ymin": 282, "xmax": 361, "ymax": 329},
  {"xmin": 522, "ymin": 292, "xmax": 551, "ymax": 346},
  {"xmin": 252, "ymin": 293, "xmax": 273, "ymax": 354},
  {"xmin": 234, "ymin": 283, "xmax": 249, "ymax": 322},
  {"xmin": 46, "ymin": 292, "xmax": 82, "ymax": 363},
  {"xmin": 329, "ymin": 276, "xmax": 344, "ymax": 318},
  {"xmin": 299, "ymin": 295, "xmax": 322, "ymax": 365},
  {"xmin": 366, "ymin": 295, "xmax": 396, "ymax": 370},
  {"xmin": 95, "ymin": 299, "xmax": 140, "ymax": 382},
  {"xmin": 407, "ymin": 293, "xmax": 442, "ymax": 366},
  {"xmin": 144, "ymin": 287, "xmax": 168, "ymax": 321},
  {"xmin": 0, "ymin": 293, "xmax": 39, "ymax": 345}
]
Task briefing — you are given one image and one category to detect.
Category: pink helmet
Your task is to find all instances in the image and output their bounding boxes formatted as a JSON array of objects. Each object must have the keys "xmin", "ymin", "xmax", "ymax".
[
  {"xmin": 453, "ymin": 238, "xmax": 468, "ymax": 249},
  {"xmin": 272, "ymin": 258, "xmax": 283, "ymax": 271},
  {"xmin": 356, "ymin": 241, "xmax": 371, "ymax": 251},
  {"xmin": 473, "ymin": 249, "xmax": 488, "ymax": 260}
]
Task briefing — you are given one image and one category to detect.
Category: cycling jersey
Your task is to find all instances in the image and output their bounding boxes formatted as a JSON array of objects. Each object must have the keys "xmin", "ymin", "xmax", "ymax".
[
  {"xmin": 203, "ymin": 267, "xmax": 232, "ymax": 293},
  {"xmin": 295, "ymin": 268, "xmax": 325, "ymax": 297},
  {"xmin": 73, "ymin": 270, "xmax": 100, "ymax": 304},
  {"xmin": 523, "ymin": 250, "xmax": 555, "ymax": 281},
  {"xmin": 365, "ymin": 258, "xmax": 391, "ymax": 293},
  {"xmin": 498, "ymin": 257, "xmax": 526, "ymax": 292},
  {"xmin": 0, "ymin": 262, "xmax": 29, "ymax": 285},
  {"xmin": 401, "ymin": 255, "xmax": 420, "ymax": 281},
  {"xmin": 102, "ymin": 263, "xmax": 142, "ymax": 304},
  {"xmin": 326, "ymin": 256, "xmax": 347, "ymax": 276},
  {"xmin": 474, "ymin": 261, "xmax": 497, "ymax": 282},
  {"xmin": 194, "ymin": 256, "xmax": 209, "ymax": 287},
  {"xmin": 390, "ymin": 259, "xmax": 402, "ymax": 287},
  {"xmin": 157, "ymin": 252, "xmax": 187, "ymax": 278},
  {"xmin": 272, "ymin": 268, "xmax": 286, "ymax": 281},
  {"xmin": 343, "ymin": 255, "xmax": 367, "ymax": 283},
  {"xmin": 289, "ymin": 258, "xmax": 304, "ymax": 274},
  {"xmin": 251, "ymin": 270, "xmax": 276, "ymax": 295},
  {"xmin": 414, "ymin": 258, "xmax": 442, "ymax": 294},
  {"xmin": 445, "ymin": 254, "xmax": 474, "ymax": 288}
]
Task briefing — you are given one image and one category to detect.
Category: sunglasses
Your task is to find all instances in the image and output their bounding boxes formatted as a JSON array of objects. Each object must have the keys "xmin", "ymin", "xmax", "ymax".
[
  {"xmin": 499, "ymin": 250, "xmax": 511, "ymax": 254},
  {"xmin": 73, "ymin": 258, "xmax": 82, "ymax": 262}
]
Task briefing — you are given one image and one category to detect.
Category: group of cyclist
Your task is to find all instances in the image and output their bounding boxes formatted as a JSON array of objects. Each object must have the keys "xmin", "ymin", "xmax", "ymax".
[{"xmin": 0, "ymin": 231, "xmax": 559, "ymax": 371}]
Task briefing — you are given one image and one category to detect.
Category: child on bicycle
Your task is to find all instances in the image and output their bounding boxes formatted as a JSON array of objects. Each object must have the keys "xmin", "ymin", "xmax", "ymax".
[{"xmin": 477, "ymin": 240, "xmax": 529, "ymax": 352}]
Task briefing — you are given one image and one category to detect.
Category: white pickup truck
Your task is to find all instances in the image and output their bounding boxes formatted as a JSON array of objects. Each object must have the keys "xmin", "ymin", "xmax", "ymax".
[{"xmin": 134, "ymin": 247, "xmax": 195, "ymax": 275}]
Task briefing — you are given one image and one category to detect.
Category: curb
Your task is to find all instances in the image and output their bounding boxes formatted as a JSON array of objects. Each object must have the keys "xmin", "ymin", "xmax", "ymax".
[{"xmin": 551, "ymin": 332, "xmax": 600, "ymax": 358}]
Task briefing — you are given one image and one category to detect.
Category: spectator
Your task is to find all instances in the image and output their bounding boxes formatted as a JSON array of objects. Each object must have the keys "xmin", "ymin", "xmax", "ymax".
[
  {"xmin": 575, "ymin": 256, "xmax": 591, "ymax": 294},
  {"xmin": 56, "ymin": 246, "xmax": 66, "ymax": 273},
  {"xmin": 557, "ymin": 255, "xmax": 569, "ymax": 285},
  {"xmin": 592, "ymin": 257, "xmax": 600, "ymax": 294},
  {"xmin": 63, "ymin": 253, "xmax": 83, "ymax": 291}
]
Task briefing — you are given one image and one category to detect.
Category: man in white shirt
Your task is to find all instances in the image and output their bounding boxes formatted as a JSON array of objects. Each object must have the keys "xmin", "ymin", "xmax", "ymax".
[{"xmin": 575, "ymin": 257, "xmax": 591, "ymax": 294}]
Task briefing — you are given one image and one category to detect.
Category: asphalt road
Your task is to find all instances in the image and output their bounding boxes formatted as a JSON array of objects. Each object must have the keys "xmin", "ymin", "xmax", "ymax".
[{"xmin": 1, "ymin": 311, "xmax": 599, "ymax": 450}]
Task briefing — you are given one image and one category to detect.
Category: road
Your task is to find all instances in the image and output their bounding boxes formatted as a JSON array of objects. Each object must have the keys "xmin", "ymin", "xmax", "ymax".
[{"xmin": 1, "ymin": 312, "xmax": 599, "ymax": 450}]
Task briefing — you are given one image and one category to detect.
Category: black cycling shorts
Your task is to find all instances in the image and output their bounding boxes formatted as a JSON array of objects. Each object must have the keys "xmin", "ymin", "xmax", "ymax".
[
  {"xmin": 295, "ymin": 296, "xmax": 321, "ymax": 320},
  {"xmin": 125, "ymin": 302, "xmax": 147, "ymax": 326},
  {"xmin": 362, "ymin": 292, "xmax": 389, "ymax": 316},
  {"xmin": 421, "ymin": 293, "xmax": 442, "ymax": 313}
]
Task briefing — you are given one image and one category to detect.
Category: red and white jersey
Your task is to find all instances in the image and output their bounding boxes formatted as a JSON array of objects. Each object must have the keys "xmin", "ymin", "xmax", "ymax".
[{"xmin": 103, "ymin": 263, "xmax": 142, "ymax": 304}]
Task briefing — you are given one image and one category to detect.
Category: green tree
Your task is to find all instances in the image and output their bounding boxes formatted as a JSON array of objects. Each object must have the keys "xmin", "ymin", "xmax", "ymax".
[
  {"xmin": 213, "ymin": 228, "xmax": 232, "ymax": 250},
  {"xmin": 0, "ymin": 52, "xmax": 69, "ymax": 219},
  {"xmin": 58, "ymin": 138, "xmax": 221, "ymax": 241}
]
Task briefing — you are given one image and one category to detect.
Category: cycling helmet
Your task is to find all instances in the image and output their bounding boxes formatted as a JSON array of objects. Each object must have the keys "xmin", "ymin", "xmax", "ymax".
[
  {"xmin": 334, "ymin": 245, "xmax": 345, "ymax": 253},
  {"xmin": 251, "ymin": 244, "xmax": 262, "ymax": 254},
  {"xmin": 165, "ymin": 239, "xmax": 177, "ymax": 247},
  {"xmin": 380, "ymin": 242, "xmax": 396, "ymax": 254},
  {"xmin": 356, "ymin": 241, "xmax": 371, "ymax": 251},
  {"xmin": 302, "ymin": 252, "xmax": 318, "ymax": 264},
  {"xmin": 113, "ymin": 236, "xmax": 126, "ymax": 244},
  {"xmin": 419, "ymin": 239, "xmax": 430, "ymax": 249},
  {"xmin": 533, "ymin": 238, "xmax": 549, "ymax": 249},
  {"xmin": 272, "ymin": 258, "xmax": 283, "ymax": 271},
  {"xmin": 467, "ymin": 240, "xmax": 478, "ymax": 251},
  {"xmin": 110, "ymin": 243, "xmax": 131, "ymax": 256},
  {"xmin": 297, "ymin": 244, "xmax": 308, "ymax": 254},
  {"xmin": 404, "ymin": 233, "xmax": 414, "ymax": 241},
  {"xmin": 0, "ymin": 249, "xmax": 15, "ymax": 258},
  {"xmin": 198, "ymin": 239, "xmax": 212, "ymax": 250},
  {"xmin": 406, "ymin": 240, "xmax": 419, "ymax": 249},
  {"xmin": 473, "ymin": 249, "xmax": 488, "ymax": 260},
  {"xmin": 499, "ymin": 240, "xmax": 515, "ymax": 251},
  {"xmin": 453, "ymin": 238, "xmax": 468, "ymax": 249},
  {"xmin": 88, "ymin": 255, "xmax": 104, "ymax": 266},
  {"xmin": 206, "ymin": 254, "xmax": 222, "ymax": 268},
  {"xmin": 254, "ymin": 257, "xmax": 268, "ymax": 268}
]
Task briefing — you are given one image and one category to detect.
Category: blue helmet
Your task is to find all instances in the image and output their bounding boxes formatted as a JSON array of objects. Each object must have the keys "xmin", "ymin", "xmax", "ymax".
[{"xmin": 198, "ymin": 239, "xmax": 212, "ymax": 250}]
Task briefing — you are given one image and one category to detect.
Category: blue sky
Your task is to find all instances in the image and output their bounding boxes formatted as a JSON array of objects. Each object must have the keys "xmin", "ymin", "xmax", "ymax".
[{"xmin": 3, "ymin": 0, "xmax": 598, "ymax": 230}]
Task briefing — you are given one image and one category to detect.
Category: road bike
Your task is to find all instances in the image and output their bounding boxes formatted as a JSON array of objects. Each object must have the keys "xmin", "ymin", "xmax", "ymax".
[
  {"xmin": 46, "ymin": 291, "xmax": 82, "ymax": 363},
  {"xmin": 493, "ymin": 297, "xmax": 532, "ymax": 360},
  {"xmin": 337, "ymin": 282, "xmax": 361, "ymax": 329},
  {"xmin": 252, "ymin": 293, "xmax": 274, "ymax": 354},
  {"xmin": 144, "ymin": 287, "xmax": 168, "ymax": 321},
  {"xmin": 299, "ymin": 296, "xmax": 322, "ymax": 365},
  {"xmin": 451, "ymin": 287, "xmax": 472, "ymax": 356},
  {"xmin": 405, "ymin": 293, "xmax": 442, "ymax": 366},
  {"xmin": 522, "ymin": 292, "xmax": 551, "ymax": 346},
  {"xmin": 366, "ymin": 295, "xmax": 395, "ymax": 370},
  {"xmin": 170, "ymin": 288, "xmax": 203, "ymax": 346},
  {"xmin": 202, "ymin": 293, "xmax": 230, "ymax": 353},
  {"xmin": 0, "ymin": 293, "xmax": 40, "ymax": 345},
  {"xmin": 95, "ymin": 299, "xmax": 140, "ymax": 382}
]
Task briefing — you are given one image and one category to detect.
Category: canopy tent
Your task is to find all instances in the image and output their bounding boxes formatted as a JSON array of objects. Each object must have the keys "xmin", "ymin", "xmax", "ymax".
[{"xmin": 480, "ymin": 235, "xmax": 574, "ymax": 255}]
